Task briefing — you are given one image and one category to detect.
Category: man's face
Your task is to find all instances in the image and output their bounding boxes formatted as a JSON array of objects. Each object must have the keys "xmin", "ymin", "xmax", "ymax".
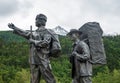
[
  {"xmin": 35, "ymin": 17, "xmax": 46, "ymax": 27},
  {"xmin": 70, "ymin": 33, "xmax": 78, "ymax": 41}
]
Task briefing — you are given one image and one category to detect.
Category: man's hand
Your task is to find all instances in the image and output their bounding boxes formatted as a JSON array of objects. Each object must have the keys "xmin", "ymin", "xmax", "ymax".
[
  {"xmin": 72, "ymin": 51, "xmax": 77, "ymax": 56},
  {"xmin": 40, "ymin": 42, "xmax": 48, "ymax": 47},
  {"xmin": 8, "ymin": 23, "xmax": 16, "ymax": 29},
  {"xmin": 29, "ymin": 38, "xmax": 34, "ymax": 44},
  {"xmin": 72, "ymin": 52, "xmax": 86, "ymax": 62}
]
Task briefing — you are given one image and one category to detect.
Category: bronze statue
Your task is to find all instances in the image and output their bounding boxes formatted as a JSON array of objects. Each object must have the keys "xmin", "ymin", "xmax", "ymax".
[
  {"xmin": 67, "ymin": 29, "xmax": 92, "ymax": 83},
  {"xmin": 8, "ymin": 14, "xmax": 61, "ymax": 83},
  {"xmin": 67, "ymin": 22, "xmax": 106, "ymax": 83}
]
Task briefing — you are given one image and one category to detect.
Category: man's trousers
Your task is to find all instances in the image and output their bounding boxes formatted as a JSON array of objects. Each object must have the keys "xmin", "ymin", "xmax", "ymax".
[{"xmin": 30, "ymin": 64, "xmax": 56, "ymax": 83}]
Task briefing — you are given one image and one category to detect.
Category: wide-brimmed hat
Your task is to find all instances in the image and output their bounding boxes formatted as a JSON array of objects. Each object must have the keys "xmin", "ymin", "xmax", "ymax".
[{"xmin": 67, "ymin": 29, "xmax": 82, "ymax": 36}]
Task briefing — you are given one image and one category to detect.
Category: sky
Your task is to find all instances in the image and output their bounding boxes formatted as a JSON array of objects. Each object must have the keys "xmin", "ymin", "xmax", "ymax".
[{"xmin": 0, "ymin": 0, "xmax": 120, "ymax": 35}]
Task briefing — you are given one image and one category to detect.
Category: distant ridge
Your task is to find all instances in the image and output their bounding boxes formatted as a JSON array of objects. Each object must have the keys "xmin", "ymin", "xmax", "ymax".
[{"xmin": 52, "ymin": 26, "xmax": 68, "ymax": 36}]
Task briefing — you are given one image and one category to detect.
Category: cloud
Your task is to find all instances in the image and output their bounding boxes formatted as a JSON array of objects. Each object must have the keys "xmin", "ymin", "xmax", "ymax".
[
  {"xmin": 78, "ymin": 0, "xmax": 120, "ymax": 34},
  {"xmin": 43, "ymin": 0, "xmax": 120, "ymax": 33},
  {"xmin": 0, "ymin": 0, "xmax": 19, "ymax": 16},
  {"xmin": 82, "ymin": 0, "xmax": 120, "ymax": 16},
  {"xmin": 17, "ymin": 0, "xmax": 33, "ymax": 17},
  {"xmin": 0, "ymin": 0, "xmax": 33, "ymax": 17},
  {"xmin": 0, "ymin": 0, "xmax": 120, "ymax": 34}
]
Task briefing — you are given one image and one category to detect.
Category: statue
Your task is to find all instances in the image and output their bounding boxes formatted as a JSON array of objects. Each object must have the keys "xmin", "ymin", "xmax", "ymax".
[
  {"xmin": 67, "ymin": 22, "xmax": 106, "ymax": 83},
  {"xmin": 8, "ymin": 14, "xmax": 61, "ymax": 83},
  {"xmin": 67, "ymin": 29, "xmax": 92, "ymax": 83}
]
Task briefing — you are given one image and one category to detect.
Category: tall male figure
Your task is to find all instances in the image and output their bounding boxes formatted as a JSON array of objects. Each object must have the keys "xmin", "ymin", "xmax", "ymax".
[
  {"xmin": 67, "ymin": 29, "xmax": 92, "ymax": 83},
  {"xmin": 8, "ymin": 14, "xmax": 59, "ymax": 83}
]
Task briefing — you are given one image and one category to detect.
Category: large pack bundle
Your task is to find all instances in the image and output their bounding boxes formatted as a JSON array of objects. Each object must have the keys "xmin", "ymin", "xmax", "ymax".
[
  {"xmin": 79, "ymin": 22, "xmax": 106, "ymax": 65},
  {"xmin": 47, "ymin": 29, "xmax": 61, "ymax": 57}
]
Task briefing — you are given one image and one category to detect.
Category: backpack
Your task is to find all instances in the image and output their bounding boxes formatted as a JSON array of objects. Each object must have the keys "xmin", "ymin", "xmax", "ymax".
[
  {"xmin": 79, "ymin": 22, "xmax": 106, "ymax": 65},
  {"xmin": 47, "ymin": 29, "xmax": 61, "ymax": 57}
]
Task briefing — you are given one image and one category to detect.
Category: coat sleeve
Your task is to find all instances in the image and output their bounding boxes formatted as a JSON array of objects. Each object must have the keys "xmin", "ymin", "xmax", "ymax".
[
  {"xmin": 74, "ymin": 41, "xmax": 90, "ymax": 61},
  {"xmin": 13, "ymin": 27, "xmax": 30, "ymax": 39}
]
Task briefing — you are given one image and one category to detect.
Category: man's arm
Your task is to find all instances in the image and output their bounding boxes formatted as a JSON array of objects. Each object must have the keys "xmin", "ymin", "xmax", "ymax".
[
  {"xmin": 72, "ymin": 41, "xmax": 90, "ymax": 62},
  {"xmin": 8, "ymin": 23, "xmax": 30, "ymax": 39},
  {"xmin": 29, "ymin": 33, "xmax": 51, "ymax": 47}
]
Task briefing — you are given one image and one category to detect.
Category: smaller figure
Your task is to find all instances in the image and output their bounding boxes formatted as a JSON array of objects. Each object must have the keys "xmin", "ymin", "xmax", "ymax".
[{"xmin": 67, "ymin": 29, "xmax": 92, "ymax": 83}]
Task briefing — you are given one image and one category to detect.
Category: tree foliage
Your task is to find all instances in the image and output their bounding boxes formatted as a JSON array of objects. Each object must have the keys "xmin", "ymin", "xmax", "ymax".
[{"xmin": 0, "ymin": 31, "xmax": 120, "ymax": 83}]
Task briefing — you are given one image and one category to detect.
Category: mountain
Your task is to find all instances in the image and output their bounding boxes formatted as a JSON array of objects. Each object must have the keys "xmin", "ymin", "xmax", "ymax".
[{"xmin": 52, "ymin": 26, "xmax": 68, "ymax": 36}]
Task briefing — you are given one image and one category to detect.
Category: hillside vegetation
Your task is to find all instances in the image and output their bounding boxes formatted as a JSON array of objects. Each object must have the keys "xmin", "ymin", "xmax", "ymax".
[{"xmin": 0, "ymin": 31, "xmax": 120, "ymax": 83}]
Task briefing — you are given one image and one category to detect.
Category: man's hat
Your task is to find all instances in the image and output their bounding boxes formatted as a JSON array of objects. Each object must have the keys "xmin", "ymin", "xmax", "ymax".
[
  {"xmin": 35, "ymin": 14, "xmax": 47, "ymax": 22},
  {"xmin": 67, "ymin": 29, "xmax": 82, "ymax": 36}
]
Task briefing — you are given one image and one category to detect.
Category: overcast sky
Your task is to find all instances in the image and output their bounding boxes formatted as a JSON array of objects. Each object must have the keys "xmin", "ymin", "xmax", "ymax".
[{"xmin": 0, "ymin": 0, "xmax": 120, "ymax": 35}]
